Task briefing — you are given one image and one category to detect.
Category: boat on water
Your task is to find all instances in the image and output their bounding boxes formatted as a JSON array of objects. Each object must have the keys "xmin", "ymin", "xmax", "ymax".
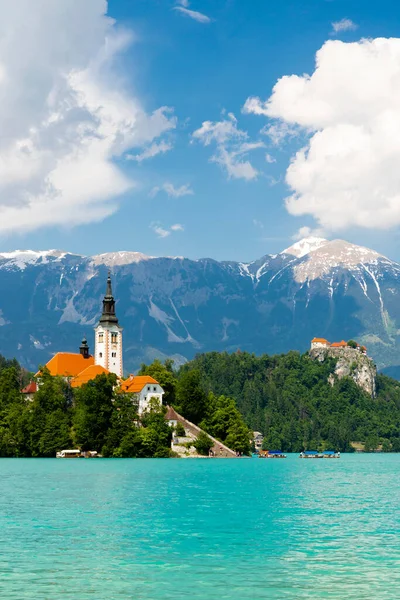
[
  {"xmin": 322, "ymin": 450, "xmax": 340, "ymax": 458},
  {"xmin": 56, "ymin": 450, "xmax": 100, "ymax": 458},
  {"xmin": 299, "ymin": 450, "xmax": 323, "ymax": 459},
  {"xmin": 56, "ymin": 449, "xmax": 82, "ymax": 458},
  {"xmin": 259, "ymin": 450, "xmax": 287, "ymax": 458},
  {"xmin": 299, "ymin": 450, "xmax": 340, "ymax": 459}
]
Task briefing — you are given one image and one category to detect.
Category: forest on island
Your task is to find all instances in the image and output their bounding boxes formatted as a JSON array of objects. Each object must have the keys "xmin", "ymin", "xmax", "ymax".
[
  {"xmin": 139, "ymin": 352, "xmax": 400, "ymax": 453},
  {"xmin": 1, "ymin": 349, "xmax": 400, "ymax": 456},
  {"xmin": 0, "ymin": 354, "xmax": 250, "ymax": 457}
]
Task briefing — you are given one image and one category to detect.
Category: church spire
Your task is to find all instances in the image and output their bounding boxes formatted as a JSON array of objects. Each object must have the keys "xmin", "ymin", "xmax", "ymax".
[{"xmin": 99, "ymin": 272, "xmax": 119, "ymax": 325}]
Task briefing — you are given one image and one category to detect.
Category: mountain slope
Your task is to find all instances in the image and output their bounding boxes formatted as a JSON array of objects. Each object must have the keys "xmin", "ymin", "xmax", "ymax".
[{"xmin": 1, "ymin": 238, "xmax": 400, "ymax": 374}]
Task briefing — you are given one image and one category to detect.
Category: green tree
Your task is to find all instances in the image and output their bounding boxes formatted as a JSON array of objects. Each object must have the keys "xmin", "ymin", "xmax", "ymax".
[
  {"xmin": 193, "ymin": 431, "xmax": 213, "ymax": 455},
  {"xmin": 175, "ymin": 369, "xmax": 208, "ymax": 424},
  {"xmin": 138, "ymin": 359, "xmax": 177, "ymax": 405},
  {"xmin": 73, "ymin": 373, "xmax": 116, "ymax": 451},
  {"xmin": 175, "ymin": 422, "xmax": 186, "ymax": 437},
  {"xmin": 347, "ymin": 340, "xmax": 358, "ymax": 349}
]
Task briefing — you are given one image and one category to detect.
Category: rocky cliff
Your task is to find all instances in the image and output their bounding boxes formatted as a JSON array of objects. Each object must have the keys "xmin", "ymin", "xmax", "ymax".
[{"xmin": 309, "ymin": 346, "xmax": 377, "ymax": 397}]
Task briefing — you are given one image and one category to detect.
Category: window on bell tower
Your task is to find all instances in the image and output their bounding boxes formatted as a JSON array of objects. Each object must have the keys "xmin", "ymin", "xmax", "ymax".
[
  {"xmin": 98, "ymin": 333, "xmax": 104, "ymax": 343},
  {"xmin": 111, "ymin": 332, "xmax": 118, "ymax": 344}
]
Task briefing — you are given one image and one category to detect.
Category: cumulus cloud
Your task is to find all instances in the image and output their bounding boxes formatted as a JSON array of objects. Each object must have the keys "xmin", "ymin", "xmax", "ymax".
[
  {"xmin": 331, "ymin": 18, "xmax": 358, "ymax": 35},
  {"xmin": 173, "ymin": 6, "xmax": 211, "ymax": 24},
  {"xmin": 126, "ymin": 141, "xmax": 173, "ymax": 163},
  {"xmin": 192, "ymin": 115, "xmax": 261, "ymax": 180},
  {"xmin": 0, "ymin": 0, "xmax": 176, "ymax": 235},
  {"xmin": 292, "ymin": 226, "xmax": 326, "ymax": 241},
  {"xmin": 149, "ymin": 182, "xmax": 193, "ymax": 198},
  {"xmin": 150, "ymin": 222, "xmax": 184, "ymax": 237},
  {"xmin": 244, "ymin": 37, "xmax": 400, "ymax": 232}
]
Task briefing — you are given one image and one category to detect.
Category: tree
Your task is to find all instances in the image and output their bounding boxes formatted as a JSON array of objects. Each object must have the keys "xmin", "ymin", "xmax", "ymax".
[
  {"xmin": 73, "ymin": 373, "xmax": 116, "ymax": 451},
  {"xmin": 102, "ymin": 392, "xmax": 139, "ymax": 457},
  {"xmin": 175, "ymin": 369, "xmax": 208, "ymax": 424},
  {"xmin": 364, "ymin": 434, "xmax": 379, "ymax": 453},
  {"xmin": 347, "ymin": 340, "xmax": 358, "ymax": 349},
  {"xmin": 138, "ymin": 359, "xmax": 177, "ymax": 405},
  {"xmin": 193, "ymin": 431, "xmax": 213, "ymax": 456},
  {"xmin": 175, "ymin": 422, "xmax": 186, "ymax": 437}
]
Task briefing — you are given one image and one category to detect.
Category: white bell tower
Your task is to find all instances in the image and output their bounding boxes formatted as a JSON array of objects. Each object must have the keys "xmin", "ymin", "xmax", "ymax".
[{"xmin": 94, "ymin": 273, "xmax": 123, "ymax": 378}]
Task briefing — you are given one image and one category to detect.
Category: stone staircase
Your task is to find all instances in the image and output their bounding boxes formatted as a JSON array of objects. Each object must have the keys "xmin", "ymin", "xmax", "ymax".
[{"xmin": 165, "ymin": 406, "xmax": 237, "ymax": 458}]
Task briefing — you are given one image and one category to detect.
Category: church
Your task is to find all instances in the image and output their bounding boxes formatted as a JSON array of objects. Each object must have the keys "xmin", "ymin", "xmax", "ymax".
[{"xmin": 22, "ymin": 273, "xmax": 164, "ymax": 413}]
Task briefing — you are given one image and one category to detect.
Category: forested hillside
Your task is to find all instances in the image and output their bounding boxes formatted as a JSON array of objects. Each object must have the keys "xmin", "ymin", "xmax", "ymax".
[{"xmin": 178, "ymin": 351, "xmax": 400, "ymax": 452}]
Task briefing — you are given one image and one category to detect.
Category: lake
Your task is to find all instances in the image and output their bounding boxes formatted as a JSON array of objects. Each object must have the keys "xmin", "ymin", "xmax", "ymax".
[{"xmin": 0, "ymin": 455, "xmax": 399, "ymax": 599}]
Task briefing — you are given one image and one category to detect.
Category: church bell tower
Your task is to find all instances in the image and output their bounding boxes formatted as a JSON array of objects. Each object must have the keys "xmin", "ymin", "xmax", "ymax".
[{"xmin": 94, "ymin": 273, "xmax": 123, "ymax": 377}]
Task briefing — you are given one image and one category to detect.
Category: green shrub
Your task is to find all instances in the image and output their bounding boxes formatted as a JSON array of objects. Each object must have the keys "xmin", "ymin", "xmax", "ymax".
[{"xmin": 193, "ymin": 431, "xmax": 214, "ymax": 455}]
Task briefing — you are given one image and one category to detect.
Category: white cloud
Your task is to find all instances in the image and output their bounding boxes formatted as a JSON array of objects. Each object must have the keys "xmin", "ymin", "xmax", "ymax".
[
  {"xmin": 331, "ymin": 18, "xmax": 358, "ymax": 34},
  {"xmin": 150, "ymin": 222, "xmax": 184, "ymax": 237},
  {"xmin": 192, "ymin": 115, "xmax": 261, "ymax": 180},
  {"xmin": 265, "ymin": 153, "xmax": 276, "ymax": 164},
  {"xmin": 177, "ymin": 0, "xmax": 190, "ymax": 6},
  {"xmin": 150, "ymin": 182, "xmax": 194, "ymax": 198},
  {"xmin": 126, "ymin": 141, "xmax": 173, "ymax": 162},
  {"xmin": 292, "ymin": 226, "xmax": 325, "ymax": 241},
  {"xmin": 259, "ymin": 122, "xmax": 300, "ymax": 146},
  {"xmin": 244, "ymin": 37, "xmax": 400, "ymax": 232},
  {"xmin": 173, "ymin": 6, "xmax": 211, "ymax": 23},
  {"xmin": 0, "ymin": 0, "xmax": 176, "ymax": 235}
]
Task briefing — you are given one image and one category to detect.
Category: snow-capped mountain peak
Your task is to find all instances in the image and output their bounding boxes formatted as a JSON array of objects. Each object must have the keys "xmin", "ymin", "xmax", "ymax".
[
  {"xmin": 282, "ymin": 237, "xmax": 329, "ymax": 258},
  {"xmin": 293, "ymin": 239, "xmax": 388, "ymax": 283},
  {"xmin": 91, "ymin": 251, "xmax": 154, "ymax": 267}
]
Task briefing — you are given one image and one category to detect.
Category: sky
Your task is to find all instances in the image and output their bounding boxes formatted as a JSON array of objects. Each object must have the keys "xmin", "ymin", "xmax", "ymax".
[{"xmin": 2, "ymin": 0, "xmax": 400, "ymax": 262}]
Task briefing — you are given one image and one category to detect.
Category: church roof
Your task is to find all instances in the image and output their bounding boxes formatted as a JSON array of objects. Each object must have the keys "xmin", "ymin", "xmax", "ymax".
[
  {"xmin": 99, "ymin": 272, "xmax": 119, "ymax": 326},
  {"xmin": 120, "ymin": 375, "xmax": 159, "ymax": 394},
  {"xmin": 43, "ymin": 352, "xmax": 94, "ymax": 377},
  {"xmin": 70, "ymin": 364, "xmax": 111, "ymax": 388}
]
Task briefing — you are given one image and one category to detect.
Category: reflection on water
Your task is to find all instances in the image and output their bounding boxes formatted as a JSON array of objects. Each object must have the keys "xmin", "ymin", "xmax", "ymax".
[{"xmin": 0, "ymin": 455, "xmax": 399, "ymax": 599}]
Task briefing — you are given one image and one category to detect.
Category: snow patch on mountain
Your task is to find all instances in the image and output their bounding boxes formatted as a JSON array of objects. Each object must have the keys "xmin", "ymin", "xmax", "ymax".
[
  {"xmin": 293, "ymin": 240, "xmax": 388, "ymax": 283},
  {"xmin": 91, "ymin": 251, "xmax": 153, "ymax": 267},
  {"xmin": 0, "ymin": 250, "xmax": 67, "ymax": 270},
  {"xmin": 282, "ymin": 237, "xmax": 329, "ymax": 258}
]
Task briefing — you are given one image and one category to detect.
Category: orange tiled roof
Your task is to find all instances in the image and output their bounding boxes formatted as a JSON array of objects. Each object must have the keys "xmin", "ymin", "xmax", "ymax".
[
  {"xmin": 312, "ymin": 338, "xmax": 329, "ymax": 344},
  {"xmin": 121, "ymin": 375, "xmax": 159, "ymax": 394},
  {"xmin": 331, "ymin": 340, "xmax": 347, "ymax": 348},
  {"xmin": 70, "ymin": 364, "xmax": 111, "ymax": 388},
  {"xmin": 42, "ymin": 353, "xmax": 95, "ymax": 377},
  {"xmin": 21, "ymin": 381, "xmax": 38, "ymax": 394}
]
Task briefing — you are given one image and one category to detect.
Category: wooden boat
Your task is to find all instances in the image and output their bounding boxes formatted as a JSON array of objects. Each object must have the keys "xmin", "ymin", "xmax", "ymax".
[
  {"xmin": 299, "ymin": 450, "xmax": 323, "ymax": 459},
  {"xmin": 322, "ymin": 450, "xmax": 340, "ymax": 458},
  {"xmin": 259, "ymin": 450, "xmax": 287, "ymax": 458},
  {"xmin": 56, "ymin": 449, "xmax": 82, "ymax": 458}
]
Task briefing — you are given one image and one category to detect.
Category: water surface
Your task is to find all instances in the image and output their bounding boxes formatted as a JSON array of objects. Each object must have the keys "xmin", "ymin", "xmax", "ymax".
[{"xmin": 0, "ymin": 455, "xmax": 399, "ymax": 599}]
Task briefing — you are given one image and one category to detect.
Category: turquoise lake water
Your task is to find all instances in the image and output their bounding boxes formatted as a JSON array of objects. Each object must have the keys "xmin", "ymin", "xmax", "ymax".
[{"xmin": 0, "ymin": 455, "xmax": 399, "ymax": 599}]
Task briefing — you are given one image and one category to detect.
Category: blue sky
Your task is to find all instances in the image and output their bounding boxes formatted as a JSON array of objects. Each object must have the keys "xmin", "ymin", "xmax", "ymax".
[{"xmin": 2, "ymin": 0, "xmax": 400, "ymax": 262}]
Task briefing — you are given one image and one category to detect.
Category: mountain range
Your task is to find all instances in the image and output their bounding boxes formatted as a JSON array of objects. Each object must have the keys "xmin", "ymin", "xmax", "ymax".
[{"xmin": 1, "ymin": 237, "xmax": 400, "ymax": 376}]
